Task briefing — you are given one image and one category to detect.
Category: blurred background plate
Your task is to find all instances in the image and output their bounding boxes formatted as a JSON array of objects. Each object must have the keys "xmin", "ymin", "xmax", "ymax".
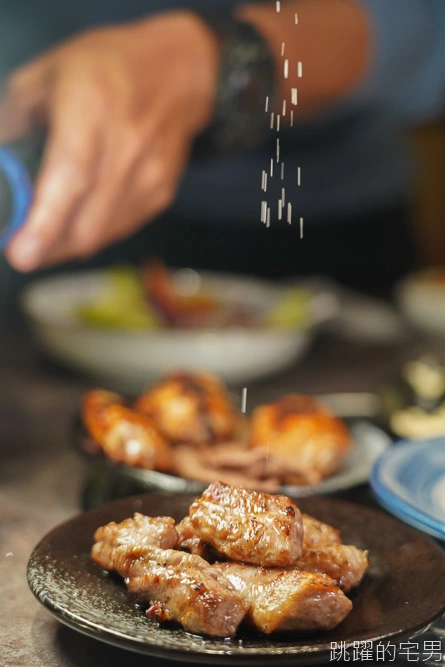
[
  {"xmin": 21, "ymin": 270, "xmax": 338, "ymax": 391},
  {"xmin": 371, "ymin": 437, "xmax": 445, "ymax": 540},
  {"xmin": 396, "ymin": 268, "xmax": 445, "ymax": 339},
  {"xmin": 74, "ymin": 394, "xmax": 391, "ymax": 508}
]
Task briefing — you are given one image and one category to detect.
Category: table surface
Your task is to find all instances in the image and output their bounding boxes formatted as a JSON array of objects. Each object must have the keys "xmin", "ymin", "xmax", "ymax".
[{"xmin": 0, "ymin": 319, "xmax": 438, "ymax": 667}]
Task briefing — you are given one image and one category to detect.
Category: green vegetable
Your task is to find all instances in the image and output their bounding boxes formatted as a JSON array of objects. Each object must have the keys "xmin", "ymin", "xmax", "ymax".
[
  {"xmin": 77, "ymin": 266, "xmax": 159, "ymax": 331},
  {"xmin": 264, "ymin": 287, "xmax": 310, "ymax": 329}
]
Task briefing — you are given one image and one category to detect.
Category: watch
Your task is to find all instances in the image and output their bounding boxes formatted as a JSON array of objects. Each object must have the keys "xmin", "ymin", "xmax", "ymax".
[{"xmin": 193, "ymin": 11, "xmax": 277, "ymax": 154}]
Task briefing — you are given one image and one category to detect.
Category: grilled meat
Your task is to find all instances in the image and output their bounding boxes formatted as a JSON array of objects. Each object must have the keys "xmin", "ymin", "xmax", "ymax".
[
  {"xmin": 135, "ymin": 372, "xmax": 238, "ymax": 446},
  {"xmin": 212, "ymin": 562, "xmax": 352, "ymax": 634},
  {"xmin": 92, "ymin": 513, "xmax": 178, "ymax": 571},
  {"xmin": 82, "ymin": 390, "xmax": 172, "ymax": 470},
  {"xmin": 249, "ymin": 394, "xmax": 351, "ymax": 483},
  {"xmin": 295, "ymin": 543, "xmax": 369, "ymax": 592},
  {"xmin": 188, "ymin": 481, "xmax": 303, "ymax": 566}
]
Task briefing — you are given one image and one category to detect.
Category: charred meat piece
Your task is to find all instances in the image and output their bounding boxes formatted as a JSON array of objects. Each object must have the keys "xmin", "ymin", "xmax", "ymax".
[
  {"xmin": 188, "ymin": 482, "xmax": 303, "ymax": 566},
  {"xmin": 135, "ymin": 372, "xmax": 238, "ymax": 446},
  {"xmin": 249, "ymin": 394, "xmax": 351, "ymax": 483},
  {"xmin": 212, "ymin": 562, "xmax": 352, "ymax": 634},
  {"xmin": 82, "ymin": 390, "xmax": 172, "ymax": 471},
  {"xmin": 128, "ymin": 562, "xmax": 249, "ymax": 637},
  {"xmin": 92, "ymin": 513, "xmax": 178, "ymax": 571},
  {"xmin": 295, "ymin": 543, "xmax": 369, "ymax": 592}
]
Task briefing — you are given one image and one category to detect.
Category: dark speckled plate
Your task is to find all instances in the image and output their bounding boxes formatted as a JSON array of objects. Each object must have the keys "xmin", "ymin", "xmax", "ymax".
[{"xmin": 28, "ymin": 494, "xmax": 445, "ymax": 665}]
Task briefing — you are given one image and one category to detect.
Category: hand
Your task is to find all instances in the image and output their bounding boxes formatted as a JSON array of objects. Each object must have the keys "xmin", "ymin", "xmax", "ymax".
[{"xmin": 0, "ymin": 12, "xmax": 220, "ymax": 271}]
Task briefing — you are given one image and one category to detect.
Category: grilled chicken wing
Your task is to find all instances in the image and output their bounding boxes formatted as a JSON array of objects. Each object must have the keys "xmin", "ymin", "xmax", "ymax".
[
  {"xmin": 82, "ymin": 390, "xmax": 172, "ymax": 470},
  {"xmin": 249, "ymin": 394, "xmax": 352, "ymax": 483},
  {"xmin": 188, "ymin": 481, "xmax": 303, "ymax": 566},
  {"xmin": 212, "ymin": 562, "xmax": 352, "ymax": 634},
  {"xmin": 135, "ymin": 372, "xmax": 238, "ymax": 446}
]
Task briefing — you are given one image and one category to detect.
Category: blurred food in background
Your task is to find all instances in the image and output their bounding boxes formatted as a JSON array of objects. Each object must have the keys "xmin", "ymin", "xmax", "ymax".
[
  {"xmin": 378, "ymin": 356, "xmax": 445, "ymax": 439},
  {"xmin": 81, "ymin": 371, "xmax": 352, "ymax": 491},
  {"xmin": 22, "ymin": 268, "xmax": 337, "ymax": 387},
  {"xmin": 396, "ymin": 268, "xmax": 445, "ymax": 340},
  {"xmin": 77, "ymin": 260, "xmax": 311, "ymax": 331}
]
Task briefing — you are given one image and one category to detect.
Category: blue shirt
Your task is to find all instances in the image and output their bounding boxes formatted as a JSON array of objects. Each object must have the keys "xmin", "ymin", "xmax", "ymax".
[{"xmin": 1, "ymin": 0, "xmax": 445, "ymax": 226}]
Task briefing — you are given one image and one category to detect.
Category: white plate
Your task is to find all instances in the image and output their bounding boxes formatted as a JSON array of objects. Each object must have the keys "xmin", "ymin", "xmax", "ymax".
[
  {"xmin": 21, "ymin": 270, "xmax": 337, "ymax": 390},
  {"xmin": 371, "ymin": 437, "xmax": 445, "ymax": 540}
]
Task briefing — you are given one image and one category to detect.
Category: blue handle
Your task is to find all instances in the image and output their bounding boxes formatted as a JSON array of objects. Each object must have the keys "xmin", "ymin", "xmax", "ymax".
[{"xmin": 0, "ymin": 147, "xmax": 33, "ymax": 249}]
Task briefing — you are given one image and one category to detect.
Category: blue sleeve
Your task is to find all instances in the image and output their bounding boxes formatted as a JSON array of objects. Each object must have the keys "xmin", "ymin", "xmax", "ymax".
[{"xmin": 350, "ymin": 0, "xmax": 445, "ymax": 123}]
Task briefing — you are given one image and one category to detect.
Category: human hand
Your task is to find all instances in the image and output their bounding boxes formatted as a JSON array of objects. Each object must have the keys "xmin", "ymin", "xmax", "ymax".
[{"xmin": 0, "ymin": 12, "xmax": 219, "ymax": 271}]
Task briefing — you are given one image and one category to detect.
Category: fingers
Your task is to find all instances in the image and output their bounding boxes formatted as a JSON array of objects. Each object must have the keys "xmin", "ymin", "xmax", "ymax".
[
  {"xmin": 0, "ymin": 52, "xmax": 55, "ymax": 142},
  {"xmin": 32, "ymin": 123, "xmax": 188, "ymax": 267},
  {"xmin": 6, "ymin": 76, "xmax": 103, "ymax": 271}
]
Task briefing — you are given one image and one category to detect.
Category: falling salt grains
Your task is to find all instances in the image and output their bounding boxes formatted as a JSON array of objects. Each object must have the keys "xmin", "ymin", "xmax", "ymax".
[
  {"xmin": 261, "ymin": 170, "xmax": 268, "ymax": 192},
  {"xmin": 265, "ymin": 96, "xmax": 269, "ymax": 113},
  {"xmin": 297, "ymin": 167, "xmax": 301, "ymax": 186},
  {"xmin": 241, "ymin": 387, "xmax": 248, "ymax": 414},
  {"xmin": 5, "ymin": 552, "xmax": 13, "ymax": 558},
  {"xmin": 281, "ymin": 162, "xmax": 285, "ymax": 180},
  {"xmin": 300, "ymin": 217, "xmax": 304, "ymax": 238},
  {"xmin": 298, "ymin": 61, "xmax": 303, "ymax": 78},
  {"xmin": 295, "ymin": 13, "xmax": 299, "ymax": 24},
  {"xmin": 270, "ymin": 158, "xmax": 274, "ymax": 177},
  {"xmin": 281, "ymin": 187, "xmax": 286, "ymax": 206},
  {"xmin": 276, "ymin": 138, "xmax": 280, "ymax": 163},
  {"xmin": 290, "ymin": 110, "xmax": 294, "ymax": 126},
  {"xmin": 284, "ymin": 59, "xmax": 289, "ymax": 79},
  {"xmin": 270, "ymin": 112, "xmax": 275, "ymax": 130},
  {"xmin": 281, "ymin": 42, "xmax": 285, "ymax": 57},
  {"xmin": 278, "ymin": 199, "xmax": 283, "ymax": 220},
  {"xmin": 276, "ymin": 115, "xmax": 281, "ymax": 132},
  {"xmin": 266, "ymin": 207, "xmax": 271, "ymax": 228},
  {"xmin": 291, "ymin": 88, "xmax": 298, "ymax": 105},
  {"xmin": 276, "ymin": 1, "xmax": 281, "ymax": 12},
  {"xmin": 261, "ymin": 200, "xmax": 267, "ymax": 223},
  {"xmin": 287, "ymin": 202, "xmax": 292, "ymax": 224},
  {"xmin": 282, "ymin": 100, "xmax": 287, "ymax": 116}
]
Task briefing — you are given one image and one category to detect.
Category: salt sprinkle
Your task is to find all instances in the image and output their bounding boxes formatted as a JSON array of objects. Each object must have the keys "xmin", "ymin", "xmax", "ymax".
[
  {"xmin": 300, "ymin": 217, "xmax": 304, "ymax": 238},
  {"xmin": 297, "ymin": 167, "xmax": 301, "ymax": 186},
  {"xmin": 298, "ymin": 61, "xmax": 303, "ymax": 78},
  {"xmin": 284, "ymin": 59, "xmax": 289, "ymax": 79},
  {"xmin": 241, "ymin": 387, "xmax": 248, "ymax": 413},
  {"xmin": 282, "ymin": 99, "xmax": 286, "ymax": 116},
  {"xmin": 287, "ymin": 202, "xmax": 292, "ymax": 224},
  {"xmin": 265, "ymin": 96, "xmax": 269, "ymax": 113},
  {"xmin": 276, "ymin": 1, "xmax": 281, "ymax": 12}
]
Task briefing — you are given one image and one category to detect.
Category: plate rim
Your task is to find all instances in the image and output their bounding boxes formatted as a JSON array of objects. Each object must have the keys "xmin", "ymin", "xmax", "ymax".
[
  {"xmin": 27, "ymin": 493, "xmax": 445, "ymax": 665},
  {"xmin": 371, "ymin": 438, "xmax": 445, "ymax": 540}
]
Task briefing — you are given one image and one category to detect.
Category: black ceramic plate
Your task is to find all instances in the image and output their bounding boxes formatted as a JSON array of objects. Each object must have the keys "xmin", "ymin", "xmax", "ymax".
[{"xmin": 28, "ymin": 494, "xmax": 445, "ymax": 666}]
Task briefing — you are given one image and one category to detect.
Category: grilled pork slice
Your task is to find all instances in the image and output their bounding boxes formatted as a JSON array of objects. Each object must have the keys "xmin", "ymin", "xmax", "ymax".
[
  {"xmin": 302, "ymin": 514, "xmax": 341, "ymax": 548},
  {"xmin": 91, "ymin": 514, "xmax": 178, "ymax": 571},
  {"xmin": 295, "ymin": 544, "xmax": 368, "ymax": 592},
  {"xmin": 188, "ymin": 481, "xmax": 303, "ymax": 566},
  {"xmin": 175, "ymin": 516, "xmax": 219, "ymax": 561},
  {"xmin": 212, "ymin": 562, "xmax": 352, "ymax": 634},
  {"xmin": 91, "ymin": 521, "xmax": 249, "ymax": 637},
  {"xmin": 128, "ymin": 563, "xmax": 249, "ymax": 637}
]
